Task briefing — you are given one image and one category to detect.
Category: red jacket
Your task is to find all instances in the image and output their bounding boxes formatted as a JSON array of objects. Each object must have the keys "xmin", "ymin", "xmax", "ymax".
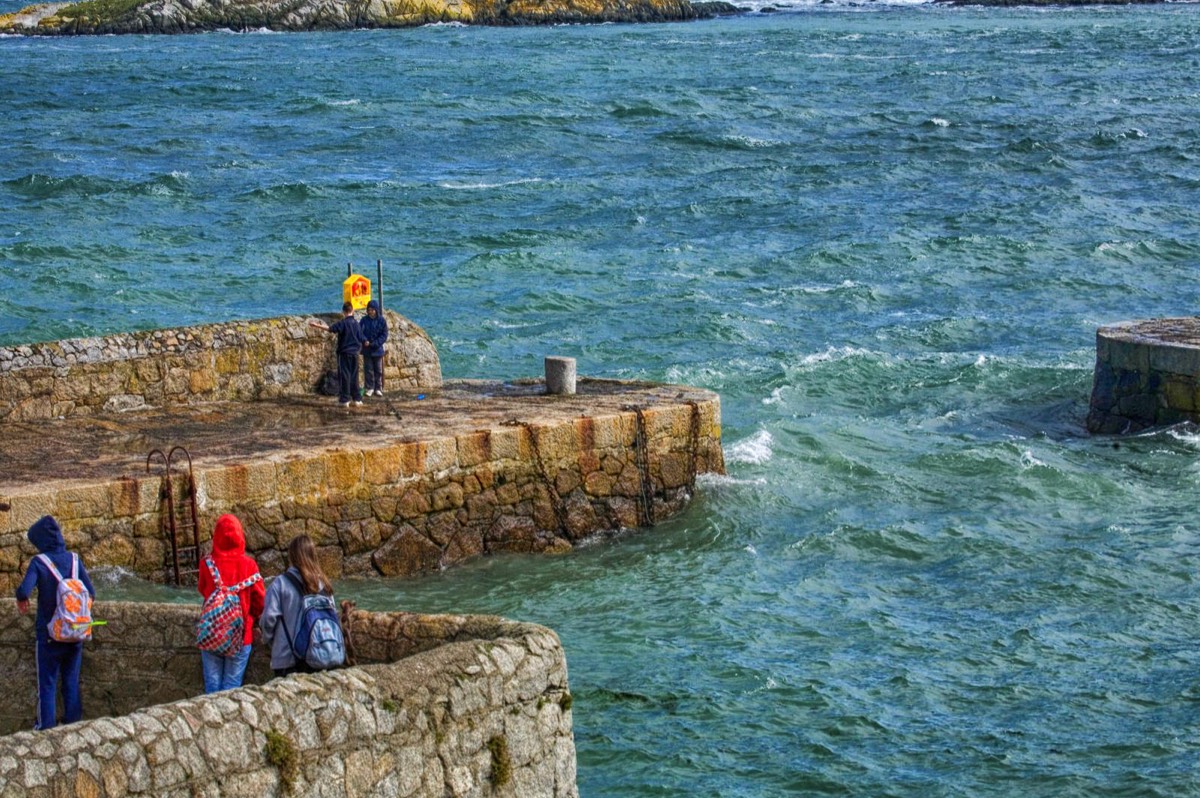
[{"xmin": 197, "ymin": 514, "xmax": 265, "ymax": 646}]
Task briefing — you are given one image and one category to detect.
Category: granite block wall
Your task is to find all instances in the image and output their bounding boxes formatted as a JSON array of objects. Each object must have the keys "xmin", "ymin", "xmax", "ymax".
[
  {"xmin": 0, "ymin": 398, "xmax": 724, "ymax": 591},
  {"xmin": 0, "ymin": 311, "xmax": 441, "ymax": 422},
  {"xmin": 0, "ymin": 600, "xmax": 576, "ymax": 797}
]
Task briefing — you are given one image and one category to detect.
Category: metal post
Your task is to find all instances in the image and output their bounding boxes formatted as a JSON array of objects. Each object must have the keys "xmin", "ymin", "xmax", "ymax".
[
  {"xmin": 377, "ymin": 259, "xmax": 384, "ymax": 313},
  {"xmin": 347, "ymin": 262, "xmax": 352, "ymax": 277}
]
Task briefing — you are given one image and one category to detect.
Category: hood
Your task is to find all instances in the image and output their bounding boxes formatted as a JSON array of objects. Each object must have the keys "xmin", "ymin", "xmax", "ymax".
[
  {"xmin": 27, "ymin": 515, "xmax": 66, "ymax": 554},
  {"xmin": 211, "ymin": 514, "xmax": 247, "ymax": 557},
  {"xmin": 366, "ymin": 299, "xmax": 380, "ymax": 315}
]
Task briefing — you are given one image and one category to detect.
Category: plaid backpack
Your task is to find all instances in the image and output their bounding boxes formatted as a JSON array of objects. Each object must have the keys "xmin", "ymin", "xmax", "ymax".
[
  {"xmin": 36, "ymin": 553, "xmax": 93, "ymax": 643},
  {"xmin": 195, "ymin": 557, "xmax": 262, "ymax": 657}
]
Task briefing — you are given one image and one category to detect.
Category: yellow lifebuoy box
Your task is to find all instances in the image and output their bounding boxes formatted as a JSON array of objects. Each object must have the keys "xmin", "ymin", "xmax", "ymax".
[{"xmin": 343, "ymin": 274, "xmax": 372, "ymax": 311}]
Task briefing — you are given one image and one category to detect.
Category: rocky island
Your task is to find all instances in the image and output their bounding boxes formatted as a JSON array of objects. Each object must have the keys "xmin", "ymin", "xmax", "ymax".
[{"xmin": 0, "ymin": 0, "xmax": 740, "ymax": 34}]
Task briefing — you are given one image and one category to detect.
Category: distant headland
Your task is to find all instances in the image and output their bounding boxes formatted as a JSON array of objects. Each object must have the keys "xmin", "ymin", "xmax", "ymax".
[
  {"xmin": 0, "ymin": 0, "xmax": 1171, "ymax": 33},
  {"xmin": 0, "ymin": 0, "xmax": 741, "ymax": 34}
]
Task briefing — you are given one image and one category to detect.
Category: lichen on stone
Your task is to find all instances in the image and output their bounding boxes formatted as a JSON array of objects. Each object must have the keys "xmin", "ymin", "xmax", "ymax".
[{"xmin": 487, "ymin": 734, "xmax": 511, "ymax": 788}]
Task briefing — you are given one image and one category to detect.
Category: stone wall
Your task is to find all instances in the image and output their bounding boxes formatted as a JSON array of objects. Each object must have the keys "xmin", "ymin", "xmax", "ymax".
[
  {"xmin": 0, "ymin": 310, "xmax": 441, "ymax": 422},
  {"xmin": 1087, "ymin": 318, "xmax": 1200, "ymax": 434},
  {"xmin": 0, "ymin": 394, "xmax": 724, "ymax": 591},
  {"xmin": 0, "ymin": 599, "xmax": 577, "ymax": 797}
]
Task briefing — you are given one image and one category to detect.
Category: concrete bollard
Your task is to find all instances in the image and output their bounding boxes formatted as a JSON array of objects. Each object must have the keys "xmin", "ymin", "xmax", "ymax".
[{"xmin": 545, "ymin": 356, "xmax": 577, "ymax": 395}]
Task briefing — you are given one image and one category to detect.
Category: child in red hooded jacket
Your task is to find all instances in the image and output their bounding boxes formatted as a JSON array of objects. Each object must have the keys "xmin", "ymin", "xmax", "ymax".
[{"xmin": 197, "ymin": 514, "xmax": 266, "ymax": 693}]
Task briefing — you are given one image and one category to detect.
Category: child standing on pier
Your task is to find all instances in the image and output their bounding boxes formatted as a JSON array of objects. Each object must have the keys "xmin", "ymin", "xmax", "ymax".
[
  {"xmin": 309, "ymin": 302, "xmax": 365, "ymax": 407},
  {"xmin": 361, "ymin": 299, "xmax": 388, "ymax": 397},
  {"xmin": 15, "ymin": 515, "xmax": 96, "ymax": 731}
]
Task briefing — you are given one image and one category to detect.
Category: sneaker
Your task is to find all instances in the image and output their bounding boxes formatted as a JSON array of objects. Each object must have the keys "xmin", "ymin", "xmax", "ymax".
[
  {"xmin": 339, "ymin": 401, "xmax": 350, "ymax": 408},
  {"xmin": 372, "ymin": 389, "xmax": 382, "ymax": 397},
  {"xmin": 354, "ymin": 400, "xmax": 363, "ymax": 406}
]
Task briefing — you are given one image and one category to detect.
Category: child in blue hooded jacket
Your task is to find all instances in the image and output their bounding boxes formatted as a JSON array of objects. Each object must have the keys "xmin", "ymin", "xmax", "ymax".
[
  {"xmin": 15, "ymin": 515, "xmax": 96, "ymax": 731},
  {"xmin": 360, "ymin": 299, "xmax": 388, "ymax": 397}
]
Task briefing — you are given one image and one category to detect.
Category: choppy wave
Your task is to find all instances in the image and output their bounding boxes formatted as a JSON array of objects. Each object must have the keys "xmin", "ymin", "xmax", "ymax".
[
  {"xmin": 437, "ymin": 177, "xmax": 546, "ymax": 190},
  {"xmin": 726, "ymin": 429, "xmax": 774, "ymax": 465}
]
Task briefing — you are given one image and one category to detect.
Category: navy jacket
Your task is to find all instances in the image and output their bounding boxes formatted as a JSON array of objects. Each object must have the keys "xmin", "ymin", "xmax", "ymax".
[
  {"xmin": 361, "ymin": 300, "xmax": 389, "ymax": 357},
  {"xmin": 15, "ymin": 516, "xmax": 96, "ymax": 643},
  {"xmin": 328, "ymin": 314, "xmax": 364, "ymax": 356}
]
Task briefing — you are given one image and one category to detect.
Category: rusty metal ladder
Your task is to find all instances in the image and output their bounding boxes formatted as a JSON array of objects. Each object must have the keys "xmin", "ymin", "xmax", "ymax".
[{"xmin": 146, "ymin": 446, "xmax": 201, "ymax": 586}]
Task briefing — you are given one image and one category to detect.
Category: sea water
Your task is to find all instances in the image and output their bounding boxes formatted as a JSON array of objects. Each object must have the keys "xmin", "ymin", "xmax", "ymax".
[{"xmin": 4, "ymin": 7, "xmax": 1200, "ymax": 795}]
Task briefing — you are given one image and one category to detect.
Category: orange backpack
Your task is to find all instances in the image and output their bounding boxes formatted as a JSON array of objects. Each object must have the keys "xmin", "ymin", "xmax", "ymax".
[{"xmin": 36, "ymin": 554, "xmax": 94, "ymax": 643}]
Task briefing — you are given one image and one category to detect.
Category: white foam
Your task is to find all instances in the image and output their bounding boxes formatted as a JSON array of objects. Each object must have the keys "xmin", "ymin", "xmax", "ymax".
[
  {"xmin": 696, "ymin": 473, "xmax": 768, "ymax": 488},
  {"xmin": 90, "ymin": 565, "xmax": 140, "ymax": 586},
  {"xmin": 1020, "ymin": 450, "xmax": 1047, "ymax": 469},
  {"xmin": 1166, "ymin": 427, "xmax": 1200, "ymax": 448},
  {"xmin": 438, "ymin": 177, "xmax": 544, "ymax": 191},
  {"xmin": 484, "ymin": 319, "xmax": 534, "ymax": 330},
  {"xmin": 762, "ymin": 386, "xmax": 785, "ymax": 406},
  {"xmin": 723, "ymin": 134, "xmax": 783, "ymax": 148},
  {"xmin": 799, "ymin": 345, "xmax": 874, "ymax": 367},
  {"xmin": 930, "ymin": 117, "xmax": 951, "ymax": 128},
  {"xmin": 726, "ymin": 429, "xmax": 774, "ymax": 465}
]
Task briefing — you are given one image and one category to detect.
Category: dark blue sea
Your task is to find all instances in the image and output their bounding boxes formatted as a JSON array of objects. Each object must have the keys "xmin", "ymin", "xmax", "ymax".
[{"xmin": 5, "ymin": 6, "xmax": 1200, "ymax": 795}]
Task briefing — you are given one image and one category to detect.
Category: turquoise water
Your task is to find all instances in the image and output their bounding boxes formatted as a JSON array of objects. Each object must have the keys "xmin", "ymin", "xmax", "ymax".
[{"xmin": 6, "ymin": 8, "xmax": 1200, "ymax": 795}]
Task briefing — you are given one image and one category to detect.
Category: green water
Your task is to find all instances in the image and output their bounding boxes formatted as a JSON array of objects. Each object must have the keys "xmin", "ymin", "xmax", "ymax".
[{"xmin": 6, "ymin": 7, "xmax": 1200, "ymax": 794}]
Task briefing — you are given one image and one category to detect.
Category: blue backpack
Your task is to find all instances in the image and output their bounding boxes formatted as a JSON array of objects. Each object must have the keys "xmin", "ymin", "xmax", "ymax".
[{"xmin": 281, "ymin": 572, "xmax": 346, "ymax": 670}]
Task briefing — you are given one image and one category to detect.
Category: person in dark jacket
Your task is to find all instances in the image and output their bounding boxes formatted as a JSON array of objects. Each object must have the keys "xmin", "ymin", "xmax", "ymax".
[
  {"xmin": 14, "ymin": 515, "xmax": 96, "ymax": 730},
  {"xmin": 309, "ymin": 301, "xmax": 365, "ymax": 407},
  {"xmin": 197, "ymin": 514, "xmax": 265, "ymax": 693},
  {"xmin": 360, "ymin": 299, "xmax": 389, "ymax": 398}
]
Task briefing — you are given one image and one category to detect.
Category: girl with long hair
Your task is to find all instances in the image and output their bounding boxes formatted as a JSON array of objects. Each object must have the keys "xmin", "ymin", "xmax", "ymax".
[{"xmin": 260, "ymin": 534, "xmax": 334, "ymax": 677}]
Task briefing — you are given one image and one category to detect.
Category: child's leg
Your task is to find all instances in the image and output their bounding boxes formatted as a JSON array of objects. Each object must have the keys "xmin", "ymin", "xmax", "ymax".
[
  {"xmin": 200, "ymin": 650, "xmax": 224, "ymax": 693},
  {"xmin": 370, "ymin": 356, "xmax": 384, "ymax": 392},
  {"xmin": 35, "ymin": 639, "xmax": 62, "ymax": 730},
  {"xmin": 221, "ymin": 644, "xmax": 253, "ymax": 690},
  {"xmin": 337, "ymin": 354, "xmax": 354, "ymax": 403},
  {"xmin": 349, "ymin": 353, "xmax": 362, "ymax": 401},
  {"xmin": 60, "ymin": 642, "xmax": 84, "ymax": 723}
]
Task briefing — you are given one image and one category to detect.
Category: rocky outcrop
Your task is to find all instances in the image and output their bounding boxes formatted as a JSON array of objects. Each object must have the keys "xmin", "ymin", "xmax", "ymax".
[{"xmin": 0, "ymin": 0, "xmax": 733, "ymax": 34}]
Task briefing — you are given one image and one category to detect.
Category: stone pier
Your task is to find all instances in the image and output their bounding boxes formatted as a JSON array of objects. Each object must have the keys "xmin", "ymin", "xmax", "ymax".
[
  {"xmin": 1087, "ymin": 317, "xmax": 1200, "ymax": 434},
  {"xmin": 0, "ymin": 312, "xmax": 725, "ymax": 589}
]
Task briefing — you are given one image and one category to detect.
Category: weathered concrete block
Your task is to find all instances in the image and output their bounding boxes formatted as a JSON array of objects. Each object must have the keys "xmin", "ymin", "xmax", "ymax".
[
  {"xmin": 277, "ymin": 458, "xmax": 327, "ymax": 499},
  {"xmin": 363, "ymin": 447, "xmax": 404, "ymax": 486},
  {"xmin": 456, "ymin": 432, "xmax": 491, "ymax": 469},
  {"xmin": 55, "ymin": 483, "xmax": 113, "ymax": 522},
  {"xmin": 488, "ymin": 427, "xmax": 525, "ymax": 462},
  {"xmin": 326, "ymin": 451, "xmax": 365, "ymax": 493},
  {"xmin": 1149, "ymin": 342, "xmax": 1200, "ymax": 377}
]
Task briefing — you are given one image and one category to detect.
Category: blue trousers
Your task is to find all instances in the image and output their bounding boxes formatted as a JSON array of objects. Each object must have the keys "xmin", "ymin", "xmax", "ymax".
[
  {"xmin": 337, "ymin": 352, "xmax": 361, "ymax": 404},
  {"xmin": 364, "ymin": 354, "xmax": 384, "ymax": 393},
  {"xmin": 35, "ymin": 638, "xmax": 83, "ymax": 730},
  {"xmin": 200, "ymin": 644, "xmax": 252, "ymax": 693}
]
